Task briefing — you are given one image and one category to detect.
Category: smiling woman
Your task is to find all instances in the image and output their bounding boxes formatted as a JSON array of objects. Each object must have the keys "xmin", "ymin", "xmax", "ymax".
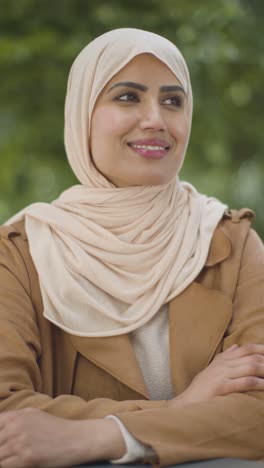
[
  {"xmin": 0, "ymin": 28, "xmax": 264, "ymax": 468},
  {"xmin": 90, "ymin": 54, "xmax": 189, "ymax": 187}
]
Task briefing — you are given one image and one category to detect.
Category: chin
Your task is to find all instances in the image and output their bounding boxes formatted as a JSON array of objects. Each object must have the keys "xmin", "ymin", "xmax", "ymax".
[
  {"xmin": 108, "ymin": 169, "xmax": 177, "ymax": 188},
  {"xmin": 138, "ymin": 172, "xmax": 176, "ymax": 186}
]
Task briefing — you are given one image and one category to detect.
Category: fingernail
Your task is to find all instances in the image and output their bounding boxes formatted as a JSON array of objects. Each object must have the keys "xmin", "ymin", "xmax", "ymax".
[{"xmin": 229, "ymin": 344, "xmax": 239, "ymax": 350}]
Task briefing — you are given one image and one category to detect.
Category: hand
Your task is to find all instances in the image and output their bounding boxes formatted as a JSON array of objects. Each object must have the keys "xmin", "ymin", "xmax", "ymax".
[
  {"xmin": 0, "ymin": 408, "xmax": 126, "ymax": 467},
  {"xmin": 168, "ymin": 344, "xmax": 264, "ymax": 407}
]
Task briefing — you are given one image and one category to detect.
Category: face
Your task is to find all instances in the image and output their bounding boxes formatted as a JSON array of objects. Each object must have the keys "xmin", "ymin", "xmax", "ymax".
[{"xmin": 90, "ymin": 53, "xmax": 190, "ymax": 187}]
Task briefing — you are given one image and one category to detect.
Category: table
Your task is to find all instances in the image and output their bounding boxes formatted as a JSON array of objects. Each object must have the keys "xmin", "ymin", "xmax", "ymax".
[{"xmin": 75, "ymin": 459, "xmax": 264, "ymax": 468}]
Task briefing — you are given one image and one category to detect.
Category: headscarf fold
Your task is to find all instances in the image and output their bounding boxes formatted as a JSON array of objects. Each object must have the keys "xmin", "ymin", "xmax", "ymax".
[{"xmin": 6, "ymin": 29, "xmax": 226, "ymax": 336}]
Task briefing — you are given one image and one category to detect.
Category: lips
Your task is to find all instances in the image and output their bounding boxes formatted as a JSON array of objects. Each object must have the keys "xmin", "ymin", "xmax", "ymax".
[
  {"xmin": 128, "ymin": 139, "xmax": 170, "ymax": 150},
  {"xmin": 127, "ymin": 139, "xmax": 171, "ymax": 159}
]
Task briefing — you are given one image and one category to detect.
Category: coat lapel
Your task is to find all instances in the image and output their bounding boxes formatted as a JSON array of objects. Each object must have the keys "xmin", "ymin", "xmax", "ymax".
[
  {"xmin": 70, "ymin": 225, "xmax": 232, "ymax": 400},
  {"xmin": 70, "ymin": 332, "xmax": 149, "ymax": 399},
  {"xmin": 169, "ymin": 281, "xmax": 233, "ymax": 395},
  {"xmin": 169, "ymin": 225, "xmax": 233, "ymax": 395}
]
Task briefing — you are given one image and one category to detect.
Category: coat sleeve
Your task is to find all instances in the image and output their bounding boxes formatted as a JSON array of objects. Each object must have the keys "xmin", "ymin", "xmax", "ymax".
[
  {"xmin": 0, "ymin": 231, "xmax": 166, "ymax": 419},
  {"xmin": 117, "ymin": 228, "xmax": 264, "ymax": 466}
]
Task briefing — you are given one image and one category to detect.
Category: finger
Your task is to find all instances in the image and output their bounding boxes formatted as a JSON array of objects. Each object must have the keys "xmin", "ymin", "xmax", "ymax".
[
  {"xmin": 227, "ymin": 361, "xmax": 264, "ymax": 380},
  {"xmin": 0, "ymin": 441, "xmax": 13, "ymax": 465},
  {"xmin": 212, "ymin": 345, "xmax": 240, "ymax": 363},
  {"xmin": 220, "ymin": 344, "xmax": 264, "ymax": 363},
  {"xmin": 238, "ymin": 354, "xmax": 264, "ymax": 366},
  {"xmin": 224, "ymin": 354, "xmax": 264, "ymax": 370},
  {"xmin": 0, "ymin": 413, "xmax": 13, "ymax": 430},
  {"xmin": 0, "ymin": 431, "xmax": 9, "ymax": 451},
  {"xmin": 215, "ymin": 345, "xmax": 241, "ymax": 363},
  {"xmin": 0, "ymin": 455, "xmax": 25, "ymax": 468},
  {"xmin": 0, "ymin": 411, "xmax": 27, "ymax": 444},
  {"xmin": 0, "ymin": 411, "xmax": 23, "ymax": 431},
  {"xmin": 231, "ymin": 344, "xmax": 264, "ymax": 358},
  {"xmin": 225, "ymin": 344, "xmax": 239, "ymax": 352},
  {"xmin": 223, "ymin": 376, "xmax": 264, "ymax": 395}
]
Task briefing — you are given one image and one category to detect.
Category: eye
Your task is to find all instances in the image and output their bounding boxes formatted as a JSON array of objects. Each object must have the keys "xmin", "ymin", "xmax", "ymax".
[
  {"xmin": 162, "ymin": 95, "xmax": 183, "ymax": 108},
  {"xmin": 114, "ymin": 91, "xmax": 139, "ymax": 103}
]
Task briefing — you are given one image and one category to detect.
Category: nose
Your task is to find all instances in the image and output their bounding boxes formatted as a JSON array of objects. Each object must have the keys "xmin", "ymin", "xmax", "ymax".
[{"xmin": 138, "ymin": 100, "xmax": 166, "ymax": 132}]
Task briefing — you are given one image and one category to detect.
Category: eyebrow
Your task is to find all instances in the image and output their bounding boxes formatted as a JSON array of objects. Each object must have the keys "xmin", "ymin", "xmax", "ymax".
[{"xmin": 107, "ymin": 81, "xmax": 186, "ymax": 95}]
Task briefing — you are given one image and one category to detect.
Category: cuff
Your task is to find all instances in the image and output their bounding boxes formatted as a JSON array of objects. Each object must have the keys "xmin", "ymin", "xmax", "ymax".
[{"xmin": 106, "ymin": 415, "xmax": 156, "ymax": 464}]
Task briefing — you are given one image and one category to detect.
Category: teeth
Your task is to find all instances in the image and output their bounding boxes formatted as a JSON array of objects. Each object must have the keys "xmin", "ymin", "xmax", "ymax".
[{"xmin": 131, "ymin": 144, "xmax": 167, "ymax": 150}]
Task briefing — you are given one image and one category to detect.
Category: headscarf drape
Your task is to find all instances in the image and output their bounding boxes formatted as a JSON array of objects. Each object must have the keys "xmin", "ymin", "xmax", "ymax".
[{"xmin": 6, "ymin": 29, "xmax": 226, "ymax": 336}]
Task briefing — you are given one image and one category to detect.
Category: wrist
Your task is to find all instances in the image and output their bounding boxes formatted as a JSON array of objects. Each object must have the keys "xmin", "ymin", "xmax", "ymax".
[
  {"xmin": 101, "ymin": 419, "xmax": 127, "ymax": 460},
  {"xmin": 167, "ymin": 393, "xmax": 189, "ymax": 408},
  {"xmin": 75, "ymin": 418, "xmax": 126, "ymax": 461}
]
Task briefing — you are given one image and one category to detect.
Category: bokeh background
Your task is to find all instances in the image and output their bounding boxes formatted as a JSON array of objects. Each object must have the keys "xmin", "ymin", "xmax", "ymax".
[{"xmin": 1, "ymin": 0, "xmax": 263, "ymax": 237}]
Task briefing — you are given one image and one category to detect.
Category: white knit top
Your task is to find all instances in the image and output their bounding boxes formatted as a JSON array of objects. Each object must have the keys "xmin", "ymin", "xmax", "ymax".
[
  {"xmin": 130, "ymin": 303, "xmax": 173, "ymax": 400},
  {"xmin": 108, "ymin": 304, "xmax": 172, "ymax": 463}
]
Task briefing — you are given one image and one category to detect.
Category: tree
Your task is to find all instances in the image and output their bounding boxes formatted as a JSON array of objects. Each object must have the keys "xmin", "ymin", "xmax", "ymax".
[{"xmin": 1, "ymin": 0, "xmax": 263, "ymax": 236}]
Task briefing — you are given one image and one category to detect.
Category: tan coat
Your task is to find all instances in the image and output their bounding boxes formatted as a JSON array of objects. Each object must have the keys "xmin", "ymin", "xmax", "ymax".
[{"xmin": 0, "ymin": 209, "xmax": 263, "ymax": 466}]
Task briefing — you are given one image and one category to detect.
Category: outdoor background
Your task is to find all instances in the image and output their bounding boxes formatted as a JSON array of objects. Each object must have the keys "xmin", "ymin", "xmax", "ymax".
[{"xmin": 1, "ymin": 0, "xmax": 263, "ymax": 237}]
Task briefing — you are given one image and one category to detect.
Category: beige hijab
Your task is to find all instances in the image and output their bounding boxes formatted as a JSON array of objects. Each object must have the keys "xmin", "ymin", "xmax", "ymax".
[{"xmin": 7, "ymin": 29, "xmax": 226, "ymax": 337}]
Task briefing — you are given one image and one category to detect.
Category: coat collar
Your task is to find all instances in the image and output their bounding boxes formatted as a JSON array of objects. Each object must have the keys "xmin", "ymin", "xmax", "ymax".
[
  {"xmin": 70, "ymin": 225, "xmax": 232, "ymax": 399},
  {"xmin": 205, "ymin": 225, "xmax": 232, "ymax": 267},
  {"xmin": 70, "ymin": 332, "xmax": 150, "ymax": 398}
]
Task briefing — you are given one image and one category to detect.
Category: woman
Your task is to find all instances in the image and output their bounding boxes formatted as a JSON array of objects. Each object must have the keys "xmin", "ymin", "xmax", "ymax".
[{"xmin": 0, "ymin": 28, "xmax": 263, "ymax": 467}]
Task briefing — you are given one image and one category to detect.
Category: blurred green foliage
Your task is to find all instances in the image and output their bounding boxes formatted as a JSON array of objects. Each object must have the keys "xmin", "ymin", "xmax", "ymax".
[{"xmin": 0, "ymin": 0, "xmax": 263, "ymax": 237}]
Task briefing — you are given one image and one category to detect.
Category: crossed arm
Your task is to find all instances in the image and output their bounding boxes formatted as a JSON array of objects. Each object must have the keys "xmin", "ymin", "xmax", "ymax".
[
  {"xmin": 0, "ymin": 344, "xmax": 264, "ymax": 468},
  {"xmin": 0, "ymin": 229, "xmax": 264, "ymax": 467}
]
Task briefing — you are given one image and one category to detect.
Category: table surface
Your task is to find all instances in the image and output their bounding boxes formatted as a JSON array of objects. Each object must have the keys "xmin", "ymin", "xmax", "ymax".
[{"xmin": 74, "ymin": 459, "xmax": 264, "ymax": 468}]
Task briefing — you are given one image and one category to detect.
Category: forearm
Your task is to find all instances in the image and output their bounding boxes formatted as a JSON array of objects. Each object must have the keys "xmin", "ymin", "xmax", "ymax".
[
  {"xmin": 0, "ymin": 409, "xmax": 127, "ymax": 467},
  {"xmin": 0, "ymin": 387, "xmax": 166, "ymax": 419},
  {"xmin": 70, "ymin": 417, "xmax": 155, "ymax": 464},
  {"xmin": 69, "ymin": 418, "xmax": 127, "ymax": 462},
  {"xmin": 117, "ymin": 392, "xmax": 264, "ymax": 466}
]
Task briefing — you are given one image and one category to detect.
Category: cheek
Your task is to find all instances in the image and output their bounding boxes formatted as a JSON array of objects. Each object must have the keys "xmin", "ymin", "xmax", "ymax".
[
  {"xmin": 171, "ymin": 117, "xmax": 190, "ymax": 144},
  {"xmin": 91, "ymin": 109, "xmax": 114, "ymax": 141},
  {"xmin": 91, "ymin": 107, "xmax": 134, "ymax": 143},
  {"xmin": 90, "ymin": 107, "xmax": 129, "ymax": 173}
]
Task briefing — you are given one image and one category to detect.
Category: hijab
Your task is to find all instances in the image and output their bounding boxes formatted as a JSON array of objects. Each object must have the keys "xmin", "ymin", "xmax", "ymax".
[{"xmin": 6, "ymin": 28, "xmax": 226, "ymax": 337}]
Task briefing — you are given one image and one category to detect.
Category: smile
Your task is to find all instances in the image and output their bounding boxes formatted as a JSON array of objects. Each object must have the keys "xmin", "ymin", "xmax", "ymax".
[
  {"xmin": 129, "ymin": 144, "xmax": 169, "ymax": 151},
  {"xmin": 127, "ymin": 140, "xmax": 171, "ymax": 159}
]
